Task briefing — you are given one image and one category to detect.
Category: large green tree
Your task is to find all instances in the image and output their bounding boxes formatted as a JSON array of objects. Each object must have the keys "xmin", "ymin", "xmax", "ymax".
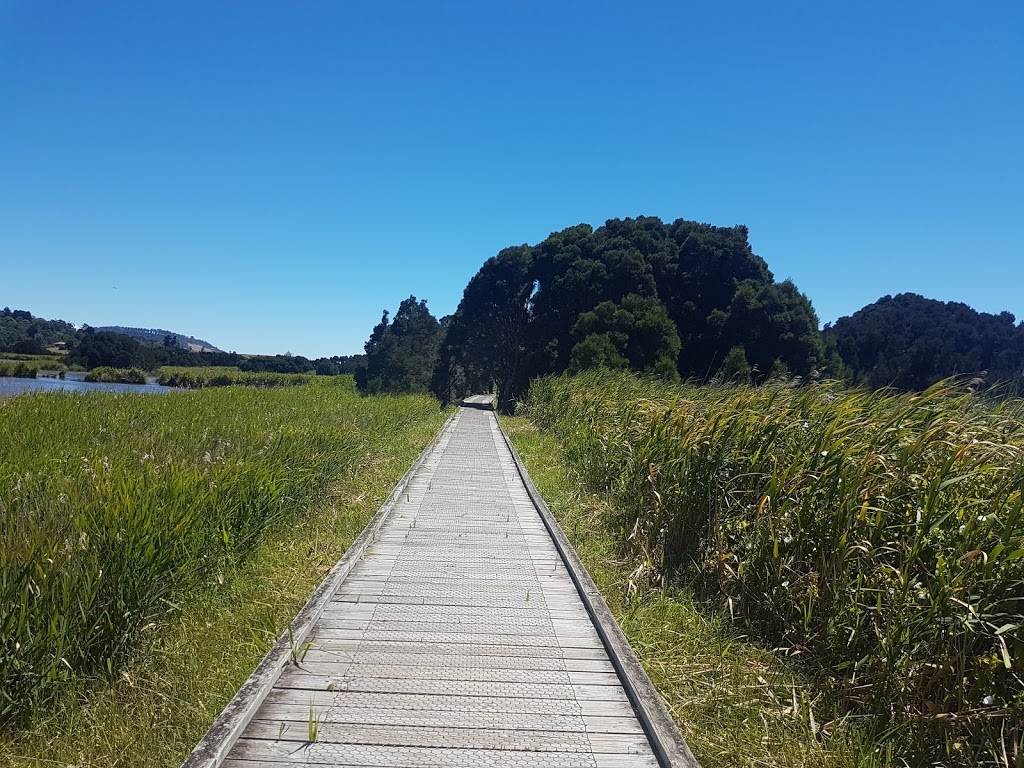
[
  {"xmin": 710, "ymin": 279, "xmax": 829, "ymax": 379},
  {"xmin": 435, "ymin": 216, "xmax": 828, "ymax": 410},
  {"xmin": 356, "ymin": 296, "xmax": 444, "ymax": 395},
  {"xmin": 568, "ymin": 294, "xmax": 680, "ymax": 379}
]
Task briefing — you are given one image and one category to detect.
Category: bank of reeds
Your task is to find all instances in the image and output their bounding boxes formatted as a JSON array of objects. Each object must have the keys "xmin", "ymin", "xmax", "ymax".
[
  {"xmin": 84, "ymin": 366, "xmax": 148, "ymax": 384},
  {"xmin": 525, "ymin": 371, "xmax": 1024, "ymax": 766},
  {"xmin": 0, "ymin": 354, "xmax": 65, "ymax": 363},
  {"xmin": 156, "ymin": 366, "xmax": 313, "ymax": 388},
  {"xmin": 0, "ymin": 380, "xmax": 436, "ymax": 725},
  {"xmin": 0, "ymin": 359, "xmax": 67, "ymax": 377}
]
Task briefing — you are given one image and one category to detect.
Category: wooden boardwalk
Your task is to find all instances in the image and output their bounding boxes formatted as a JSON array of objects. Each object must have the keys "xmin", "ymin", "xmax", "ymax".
[{"xmin": 184, "ymin": 403, "xmax": 696, "ymax": 767}]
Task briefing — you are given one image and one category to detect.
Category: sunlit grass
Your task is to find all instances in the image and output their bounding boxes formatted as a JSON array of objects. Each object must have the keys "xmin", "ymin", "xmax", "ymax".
[
  {"xmin": 84, "ymin": 367, "xmax": 148, "ymax": 383},
  {"xmin": 505, "ymin": 417, "xmax": 877, "ymax": 768},
  {"xmin": 0, "ymin": 378, "xmax": 446, "ymax": 763},
  {"xmin": 521, "ymin": 371, "xmax": 1024, "ymax": 766}
]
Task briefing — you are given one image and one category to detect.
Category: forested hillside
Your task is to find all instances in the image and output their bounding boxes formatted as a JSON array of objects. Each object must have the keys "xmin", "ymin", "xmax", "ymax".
[
  {"xmin": 95, "ymin": 326, "xmax": 222, "ymax": 352},
  {"xmin": 0, "ymin": 308, "xmax": 77, "ymax": 352},
  {"xmin": 827, "ymin": 293, "xmax": 1024, "ymax": 391}
]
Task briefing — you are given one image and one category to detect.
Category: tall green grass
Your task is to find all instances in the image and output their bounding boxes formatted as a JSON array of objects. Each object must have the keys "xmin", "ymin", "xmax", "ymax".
[
  {"xmin": 525, "ymin": 371, "xmax": 1024, "ymax": 766},
  {"xmin": 84, "ymin": 367, "xmax": 148, "ymax": 383},
  {"xmin": 0, "ymin": 378, "xmax": 436, "ymax": 725},
  {"xmin": 156, "ymin": 366, "xmax": 312, "ymax": 388}
]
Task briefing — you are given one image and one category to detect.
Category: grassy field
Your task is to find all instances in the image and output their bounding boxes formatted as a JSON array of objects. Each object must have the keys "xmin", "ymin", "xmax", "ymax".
[
  {"xmin": 520, "ymin": 371, "xmax": 1023, "ymax": 767},
  {"xmin": 0, "ymin": 378, "xmax": 447, "ymax": 766},
  {"xmin": 156, "ymin": 366, "xmax": 314, "ymax": 388}
]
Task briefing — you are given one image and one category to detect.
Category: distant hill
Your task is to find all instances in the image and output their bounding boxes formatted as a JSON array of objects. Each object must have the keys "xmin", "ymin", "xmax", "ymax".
[{"xmin": 95, "ymin": 326, "xmax": 223, "ymax": 352}]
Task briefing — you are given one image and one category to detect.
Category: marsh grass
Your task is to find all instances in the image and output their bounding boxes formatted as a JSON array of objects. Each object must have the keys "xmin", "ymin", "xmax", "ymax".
[
  {"xmin": 0, "ymin": 378, "xmax": 443, "ymax": 744},
  {"xmin": 0, "ymin": 359, "xmax": 66, "ymax": 378},
  {"xmin": 522, "ymin": 371, "xmax": 1024, "ymax": 766},
  {"xmin": 506, "ymin": 417, "xmax": 876, "ymax": 768},
  {"xmin": 84, "ymin": 367, "xmax": 148, "ymax": 384},
  {"xmin": 156, "ymin": 366, "xmax": 314, "ymax": 388},
  {"xmin": 0, "ymin": 406, "xmax": 441, "ymax": 768}
]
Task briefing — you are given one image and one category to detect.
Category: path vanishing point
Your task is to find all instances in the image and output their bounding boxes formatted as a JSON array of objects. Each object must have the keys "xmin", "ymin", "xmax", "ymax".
[{"xmin": 183, "ymin": 397, "xmax": 698, "ymax": 767}]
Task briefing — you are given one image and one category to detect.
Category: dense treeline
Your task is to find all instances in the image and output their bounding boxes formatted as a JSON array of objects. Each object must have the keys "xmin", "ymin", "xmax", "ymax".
[
  {"xmin": 827, "ymin": 293, "xmax": 1024, "ymax": 392},
  {"xmin": 433, "ymin": 217, "xmax": 835, "ymax": 410},
  {"xmin": 67, "ymin": 335, "xmax": 363, "ymax": 375},
  {"xmin": 94, "ymin": 325, "xmax": 221, "ymax": 351},
  {"xmin": 351, "ymin": 218, "xmax": 1022, "ymax": 406}
]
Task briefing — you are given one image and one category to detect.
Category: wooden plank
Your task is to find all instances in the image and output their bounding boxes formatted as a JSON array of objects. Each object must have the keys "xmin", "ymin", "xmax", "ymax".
[
  {"xmin": 242, "ymin": 720, "xmax": 653, "ymax": 753},
  {"xmin": 227, "ymin": 738, "xmax": 661, "ymax": 765},
  {"xmin": 248, "ymin": 706, "xmax": 644, "ymax": 734},
  {"xmin": 260, "ymin": 688, "xmax": 639, "ymax": 717}
]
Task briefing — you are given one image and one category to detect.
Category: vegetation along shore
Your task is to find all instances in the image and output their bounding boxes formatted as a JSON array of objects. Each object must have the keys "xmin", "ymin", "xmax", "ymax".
[{"xmin": 0, "ymin": 378, "xmax": 446, "ymax": 765}]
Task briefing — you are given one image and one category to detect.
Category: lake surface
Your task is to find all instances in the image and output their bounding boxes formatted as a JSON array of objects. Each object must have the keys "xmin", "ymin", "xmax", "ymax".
[{"xmin": 0, "ymin": 372, "xmax": 176, "ymax": 397}]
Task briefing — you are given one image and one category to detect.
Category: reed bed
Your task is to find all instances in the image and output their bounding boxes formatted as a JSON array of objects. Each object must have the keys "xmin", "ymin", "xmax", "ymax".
[
  {"xmin": 525, "ymin": 371, "xmax": 1024, "ymax": 766},
  {"xmin": 84, "ymin": 366, "xmax": 148, "ymax": 383},
  {"xmin": 0, "ymin": 379, "xmax": 438, "ymax": 725},
  {"xmin": 0, "ymin": 359, "xmax": 66, "ymax": 378},
  {"xmin": 156, "ymin": 366, "xmax": 313, "ymax": 388}
]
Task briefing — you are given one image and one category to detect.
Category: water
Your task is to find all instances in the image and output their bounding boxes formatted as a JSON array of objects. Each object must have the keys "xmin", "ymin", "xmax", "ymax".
[{"xmin": 0, "ymin": 372, "xmax": 176, "ymax": 397}]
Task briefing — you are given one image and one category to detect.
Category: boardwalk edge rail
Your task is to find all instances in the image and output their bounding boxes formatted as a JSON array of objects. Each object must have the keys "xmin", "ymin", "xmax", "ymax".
[
  {"xmin": 496, "ymin": 414, "xmax": 701, "ymax": 768},
  {"xmin": 180, "ymin": 410, "xmax": 460, "ymax": 768}
]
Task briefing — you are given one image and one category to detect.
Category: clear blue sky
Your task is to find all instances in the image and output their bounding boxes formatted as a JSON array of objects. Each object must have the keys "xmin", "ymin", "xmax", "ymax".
[{"xmin": 1, "ymin": 1, "xmax": 1021, "ymax": 357}]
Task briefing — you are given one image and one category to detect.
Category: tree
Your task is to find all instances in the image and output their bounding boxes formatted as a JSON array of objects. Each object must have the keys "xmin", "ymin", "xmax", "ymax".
[
  {"xmin": 12, "ymin": 339, "xmax": 46, "ymax": 355},
  {"xmin": 437, "ymin": 216, "xmax": 828, "ymax": 410},
  {"xmin": 719, "ymin": 346, "xmax": 752, "ymax": 383},
  {"xmin": 357, "ymin": 296, "xmax": 444, "ymax": 395},
  {"xmin": 712, "ymin": 279, "xmax": 829, "ymax": 379},
  {"xmin": 433, "ymin": 247, "xmax": 534, "ymax": 411},
  {"xmin": 568, "ymin": 294, "xmax": 680, "ymax": 379}
]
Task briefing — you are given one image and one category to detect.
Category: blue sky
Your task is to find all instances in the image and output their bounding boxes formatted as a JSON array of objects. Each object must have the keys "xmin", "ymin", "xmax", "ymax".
[{"xmin": 1, "ymin": 1, "xmax": 1021, "ymax": 357}]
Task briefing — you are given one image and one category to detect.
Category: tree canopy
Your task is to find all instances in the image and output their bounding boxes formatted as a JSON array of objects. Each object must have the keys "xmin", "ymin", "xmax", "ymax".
[
  {"xmin": 0, "ymin": 308, "xmax": 77, "ymax": 351},
  {"xmin": 827, "ymin": 293, "xmax": 1024, "ymax": 391},
  {"xmin": 355, "ymin": 296, "xmax": 444, "ymax": 395},
  {"xmin": 433, "ymin": 216, "xmax": 831, "ymax": 409}
]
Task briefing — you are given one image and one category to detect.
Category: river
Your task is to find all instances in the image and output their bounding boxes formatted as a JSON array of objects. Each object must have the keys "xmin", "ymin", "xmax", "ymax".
[{"xmin": 0, "ymin": 371, "xmax": 176, "ymax": 397}]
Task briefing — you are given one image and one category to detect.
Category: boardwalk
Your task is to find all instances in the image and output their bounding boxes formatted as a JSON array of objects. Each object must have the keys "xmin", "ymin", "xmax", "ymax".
[{"xmin": 185, "ymin": 404, "xmax": 695, "ymax": 767}]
